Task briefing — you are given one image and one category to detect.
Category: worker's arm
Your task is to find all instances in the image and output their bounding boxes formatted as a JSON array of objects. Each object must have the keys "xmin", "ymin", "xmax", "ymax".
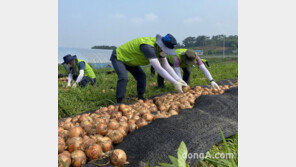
[
  {"xmin": 67, "ymin": 73, "xmax": 73, "ymax": 87},
  {"xmin": 160, "ymin": 57, "xmax": 181, "ymax": 81},
  {"xmin": 149, "ymin": 58, "xmax": 186, "ymax": 93},
  {"xmin": 149, "ymin": 58, "xmax": 177, "ymax": 84},
  {"xmin": 196, "ymin": 56, "xmax": 220, "ymax": 89},
  {"xmin": 172, "ymin": 56, "xmax": 182, "ymax": 78}
]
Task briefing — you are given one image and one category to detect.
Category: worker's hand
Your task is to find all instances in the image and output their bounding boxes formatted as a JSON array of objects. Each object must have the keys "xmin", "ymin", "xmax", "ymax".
[
  {"xmin": 72, "ymin": 83, "xmax": 77, "ymax": 88},
  {"xmin": 211, "ymin": 81, "xmax": 220, "ymax": 90},
  {"xmin": 174, "ymin": 82, "xmax": 187, "ymax": 93},
  {"xmin": 66, "ymin": 83, "xmax": 71, "ymax": 87},
  {"xmin": 177, "ymin": 79, "xmax": 187, "ymax": 85}
]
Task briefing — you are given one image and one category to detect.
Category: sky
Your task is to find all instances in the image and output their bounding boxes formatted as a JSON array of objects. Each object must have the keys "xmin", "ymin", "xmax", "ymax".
[{"xmin": 58, "ymin": 0, "xmax": 238, "ymax": 48}]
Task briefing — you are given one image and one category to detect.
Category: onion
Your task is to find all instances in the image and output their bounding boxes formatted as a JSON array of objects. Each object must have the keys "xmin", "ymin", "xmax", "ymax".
[
  {"xmin": 67, "ymin": 137, "xmax": 84, "ymax": 153},
  {"xmin": 117, "ymin": 126, "xmax": 127, "ymax": 137},
  {"xmin": 94, "ymin": 118, "xmax": 107, "ymax": 125},
  {"xmin": 69, "ymin": 126, "xmax": 84, "ymax": 138},
  {"xmin": 85, "ymin": 144, "xmax": 103, "ymax": 160},
  {"xmin": 58, "ymin": 151, "xmax": 71, "ymax": 167},
  {"xmin": 71, "ymin": 116, "xmax": 79, "ymax": 124},
  {"xmin": 169, "ymin": 110, "xmax": 178, "ymax": 116},
  {"xmin": 59, "ymin": 130, "xmax": 69, "ymax": 140},
  {"xmin": 142, "ymin": 113, "xmax": 154, "ymax": 122},
  {"xmin": 170, "ymin": 104, "xmax": 179, "ymax": 111},
  {"xmin": 108, "ymin": 105, "xmax": 115, "ymax": 112},
  {"xmin": 118, "ymin": 116, "xmax": 128, "ymax": 122},
  {"xmin": 111, "ymin": 111, "xmax": 122, "ymax": 119},
  {"xmin": 71, "ymin": 150, "xmax": 87, "ymax": 167},
  {"xmin": 119, "ymin": 104, "xmax": 127, "ymax": 112},
  {"xmin": 90, "ymin": 134, "xmax": 104, "ymax": 143},
  {"xmin": 136, "ymin": 118, "xmax": 148, "ymax": 128},
  {"xmin": 96, "ymin": 123, "xmax": 108, "ymax": 136},
  {"xmin": 82, "ymin": 136, "xmax": 96, "ymax": 149},
  {"xmin": 219, "ymin": 90, "xmax": 225, "ymax": 94},
  {"xmin": 98, "ymin": 137, "xmax": 112, "ymax": 152},
  {"xmin": 159, "ymin": 105, "xmax": 166, "ymax": 112},
  {"xmin": 107, "ymin": 130, "xmax": 124, "ymax": 144},
  {"xmin": 78, "ymin": 113, "xmax": 91, "ymax": 122},
  {"xmin": 64, "ymin": 117, "xmax": 72, "ymax": 123},
  {"xmin": 58, "ymin": 136, "xmax": 66, "ymax": 154},
  {"xmin": 128, "ymin": 123, "xmax": 137, "ymax": 133},
  {"xmin": 132, "ymin": 115, "xmax": 140, "ymax": 121},
  {"xmin": 108, "ymin": 119, "xmax": 120, "ymax": 130},
  {"xmin": 58, "ymin": 126, "xmax": 64, "ymax": 136},
  {"xmin": 101, "ymin": 107, "xmax": 109, "ymax": 112},
  {"xmin": 110, "ymin": 149, "xmax": 127, "ymax": 167},
  {"xmin": 63, "ymin": 122, "xmax": 74, "ymax": 130},
  {"xmin": 182, "ymin": 86, "xmax": 191, "ymax": 93},
  {"xmin": 224, "ymin": 85, "xmax": 229, "ymax": 89}
]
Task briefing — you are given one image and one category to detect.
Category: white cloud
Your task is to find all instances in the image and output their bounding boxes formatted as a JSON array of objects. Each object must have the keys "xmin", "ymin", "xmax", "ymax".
[
  {"xmin": 184, "ymin": 17, "xmax": 202, "ymax": 24},
  {"xmin": 130, "ymin": 13, "xmax": 158, "ymax": 24},
  {"xmin": 130, "ymin": 17, "xmax": 144, "ymax": 24},
  {"xmin": 144, "ymin": 13, "xmax": 158, "ymax": 21}
]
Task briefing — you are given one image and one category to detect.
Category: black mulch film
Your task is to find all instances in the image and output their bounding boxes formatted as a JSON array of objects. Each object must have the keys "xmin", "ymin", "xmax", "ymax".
[{"xmin": 75, "ymin": 78, "xmax": 238, "ymax": 167}]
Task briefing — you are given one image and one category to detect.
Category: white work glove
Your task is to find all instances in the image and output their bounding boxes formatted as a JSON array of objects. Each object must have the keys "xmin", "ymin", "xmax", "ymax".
[
  {"xmin": 177, "ymin": 79, "xmax": 187, "ymax": 85},
  {"xmin": 72, "ymin": 83, "xmax": 77, "ymax": 88},
  {"xmin": 211, "ymin": 81, "xmax": 220, "ymax": 90},
  {"xmin": 66, "ymin": 83, "xmax": 71, "ymax": 87},
  {"xmin": 174, "ymin": 82, "xmax": 187, "ymax": 93}
]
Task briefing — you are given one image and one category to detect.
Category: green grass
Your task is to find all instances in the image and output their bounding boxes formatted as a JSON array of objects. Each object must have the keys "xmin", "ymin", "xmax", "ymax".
[
  {"xmin": 58, "ymin": 58, "xmax": 238, "ymax": 166},
  {"xmin": 58, "ymin": 59, "xmax": 237, "ymax": 118}
]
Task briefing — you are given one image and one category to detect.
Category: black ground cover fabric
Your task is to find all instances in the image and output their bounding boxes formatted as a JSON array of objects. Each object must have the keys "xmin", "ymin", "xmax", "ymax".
[{"xmin": 85, "ymin": 79, "xmax": 238, "ymax": 167}]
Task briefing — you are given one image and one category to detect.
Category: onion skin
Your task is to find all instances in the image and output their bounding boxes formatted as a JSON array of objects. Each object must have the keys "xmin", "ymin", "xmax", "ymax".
[
  {"xmin": 58, "ymin": 136, "xmax": 66, "ymax": 154},
  {"xmin": 142, "ymin": 113, "xmax": 154, "ymax": 122},
  {"xmin": 96, "ymin": 123, "xmax": 108, "ymax": 136},
  {"xmin": 99, "ymin": 137, "xmax": 112, "ymax": 152},
  {"xmin": 110, "ymin": 149, "xmax": 127, "ymax": 167},
  {"xmin": 69, "ymin": 126, "xmax": 84, "ymax": 138},
  {"xmin": 182, "ymin": 86, "xmax": 191, "ymax": 93},
  {"xmin": 82, "ymin": 136, "xmax": 96, "ymax": 149},
  {"xmin": 108, "ymin": 120, "xmax": 120, "ymax": 130},
  {"xmin": 85, "ymin": 144, "xmax": 103, "ymax": 160},
  {"xmin": 58, "ymin": 152, "xmax": 71, "ymax": 167},
  {"xmin": 107, "ymin": 130, "xmax": 124, "ymax": 144},
  {"xmin": 136, "ymin": 118, "xmax": 148, "ymax": 128},
  {"xmin": 67, "ymin": 137, "xmax": 84, "ymax": 153},
  {"xmin": 58, "ymin": 126, "xmax": 64, "ymax": 136},
  {"xmin": 71, "ymin": 150, "xmax": 87, "ymax": 167}
]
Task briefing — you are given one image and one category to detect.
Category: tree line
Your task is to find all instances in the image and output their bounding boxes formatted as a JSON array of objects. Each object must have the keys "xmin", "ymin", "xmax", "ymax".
[{"xmin": 92, "ymin": 34, "xmax": 238, "ymax": 55}]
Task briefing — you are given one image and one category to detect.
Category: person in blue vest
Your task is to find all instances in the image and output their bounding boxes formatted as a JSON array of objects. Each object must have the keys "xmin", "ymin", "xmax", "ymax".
[
  {"xmin": 62, "ymin": 54, "xmax": 96, "ymax": 88},
  {"xmin": 110, "ymin": 34, "xmax": 188, "ymax": 103}
]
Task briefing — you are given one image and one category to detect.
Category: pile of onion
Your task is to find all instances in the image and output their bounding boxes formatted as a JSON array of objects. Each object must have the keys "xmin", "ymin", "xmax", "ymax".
[{"xmin": 58, "ymin": 82, "xmax": 238, "ymax": 166}]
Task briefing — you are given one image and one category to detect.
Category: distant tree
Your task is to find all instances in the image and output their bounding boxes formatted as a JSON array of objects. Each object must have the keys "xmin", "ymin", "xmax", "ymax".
[
  {"xmin": 91, "ymin": 45, "xmax": 117, "ymax": 50},
  {"xmin": 195, "ymin": 35, "xmax": 210, "ymax": 47},
  {"xmin": 182, "ymin": 37, "xmax": 196, "ymax": 48}
]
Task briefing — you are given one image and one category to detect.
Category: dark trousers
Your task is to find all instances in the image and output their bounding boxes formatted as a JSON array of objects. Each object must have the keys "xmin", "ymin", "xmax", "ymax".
[
  {"xmin": 73, "ymin": 76, "xmax": 96, "ymax": 87},
  {"xmin": 110, "ymin": 51, "xmax": 146, "ymax": 102},
  {"xmin": 157, "ymin": 67, "xmax": 191, "ymax": 87}
]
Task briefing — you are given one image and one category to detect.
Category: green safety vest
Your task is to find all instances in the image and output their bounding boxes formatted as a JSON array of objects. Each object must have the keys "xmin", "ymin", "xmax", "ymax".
[
  {"xmin": 116, "ymin": 37, "xmax": 159, "ymax": 67},
  {"xmin": 167, "ymin": 49, "xmax": 188, "ymax": 68},
  {"xmin": 75, "ymin": 59, "xmax": 96, "ymax": 79}
]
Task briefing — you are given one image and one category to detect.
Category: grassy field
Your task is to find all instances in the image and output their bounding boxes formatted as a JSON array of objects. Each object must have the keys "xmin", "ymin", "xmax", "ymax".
[{"xmin": 58, "ymin": 57, "xmax": 238, "ymax": 166}]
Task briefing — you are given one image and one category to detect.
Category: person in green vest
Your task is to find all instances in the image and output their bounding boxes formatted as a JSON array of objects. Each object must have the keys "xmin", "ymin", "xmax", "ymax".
[
  {"xmin": 62, "ymin": 54, "xmax": 96, "ymax": 88},
  {"xmin": 157, "ymin": 49, "xmax": 220, "ymax": 89},
  {"xmin": 110, "ymin": 34, "xmax": 188, "ymax": 103}
]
